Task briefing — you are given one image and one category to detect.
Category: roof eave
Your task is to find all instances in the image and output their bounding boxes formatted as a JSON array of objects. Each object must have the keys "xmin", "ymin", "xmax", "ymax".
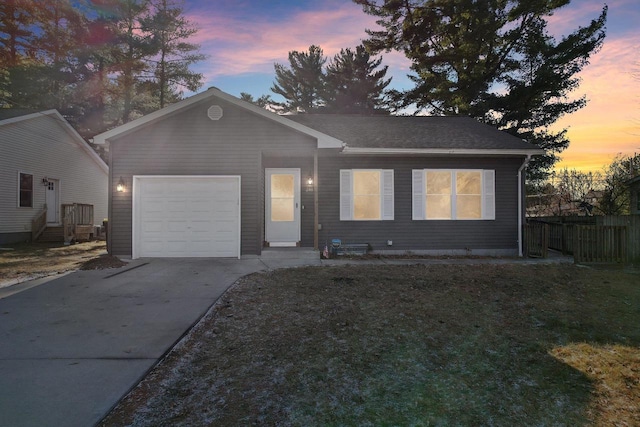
[{"xmin": 341, "ymin": 147, "xmax": 545, "ymax": 156}]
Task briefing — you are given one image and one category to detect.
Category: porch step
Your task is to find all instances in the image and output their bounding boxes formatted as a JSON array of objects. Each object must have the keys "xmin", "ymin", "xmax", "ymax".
[
  {"xmin": 260, "ymin": 248, "xmax": 319, "ymax": 260},
  {"xmin": 37, "ymin": 226, "xmax": 64, "ymax": 242}
]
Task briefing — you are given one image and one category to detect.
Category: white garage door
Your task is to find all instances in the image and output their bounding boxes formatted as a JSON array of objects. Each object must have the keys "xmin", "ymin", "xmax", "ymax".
[{"xmin": 133, "ymin": 176, "xmax": 241, "ymax": 258}]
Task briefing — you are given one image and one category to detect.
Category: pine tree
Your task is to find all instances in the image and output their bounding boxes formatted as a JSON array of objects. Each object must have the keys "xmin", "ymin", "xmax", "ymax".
[
  {"xmin": 240, "ymin": 92, "xmax": 273, "ymax": 109},
  {"xmin": 0, "ymin": 0, "xmax": 36, "ymax": 68},
  {"xmin": 142, "ymin": 0, "xmax": 205, "ymax": 109},
  {"xmin": 271, "ymin": 45, "xmax": 326, "ymax": 113},
  {"xmin": 324, "ymin": 45, "xmax": 391, "ymax": 114},
  {"xmin": 109, "ymin": 0, "xmax": 154, "ymax": 123},
  {"xmin": 354, "ymin": 0, "xmax": 607, "ymax": 182}
]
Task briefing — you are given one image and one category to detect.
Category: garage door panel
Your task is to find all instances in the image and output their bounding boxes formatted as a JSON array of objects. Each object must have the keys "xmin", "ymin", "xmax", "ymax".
[{"xmin": 134, "ymin": 176, "xmax": 240, "ymax": 258}]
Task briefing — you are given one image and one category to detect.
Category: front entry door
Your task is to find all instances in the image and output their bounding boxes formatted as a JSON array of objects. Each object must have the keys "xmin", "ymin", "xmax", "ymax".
[
  {"xmin": 265, "ymin": 168, "xmax": 300, "ymax": 246},
  {"xmin": 45, "ymin": 179, "xmax": 60, "ymax": 224}
]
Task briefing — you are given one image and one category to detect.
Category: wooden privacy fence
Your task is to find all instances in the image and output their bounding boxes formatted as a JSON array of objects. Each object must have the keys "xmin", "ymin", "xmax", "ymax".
[
  {"xmin": 573, "ymin": 226, "xmax": 627, "ymax": 263},
  {"xmin": 599, "ymin": 215, "xmax": 640, "ymax": 262},
  {"xmin": 62, "ymin": 203, "xmax": 94, "ymax": 244},
  {"xmin": 526, "ymin": 215, "xmax": 640, "ymax": 263},
  {"xmin": 547, "ymin": 222, "xmax": 575, "ymax": 255}
]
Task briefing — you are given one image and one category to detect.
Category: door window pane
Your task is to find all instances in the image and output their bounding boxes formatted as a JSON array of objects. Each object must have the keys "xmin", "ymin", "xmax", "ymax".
[
  {"xmin": 271, "ymin": 199, "xmax": 294, "ymax": 221},
  {"xmin": 271, "ymin": 174, "xmax": 294, "ymax": 221},
  {"xmin": 271, "ymin": 174, "xmax": 294, "ymax": 198}
]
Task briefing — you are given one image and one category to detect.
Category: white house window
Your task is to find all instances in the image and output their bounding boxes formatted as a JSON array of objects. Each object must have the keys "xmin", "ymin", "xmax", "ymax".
[
  {"xmin": 18, "ymin": 172, "xmax": 33, "ymax": 208},
  {"xmin": 413, "ymin": 169, "xmax": 495, "ymax": 220},
  {"xmin": 340, "ymin": 169, "xmax": 394, "ymax": 221}
]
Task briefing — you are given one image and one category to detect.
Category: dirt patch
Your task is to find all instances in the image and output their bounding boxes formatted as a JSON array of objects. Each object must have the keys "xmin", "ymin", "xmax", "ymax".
[
  {"xmin": 0, "ymin": 241, "xmax": 123, "ymax": 287},
  {"xmin": 101, "ymin": 263, "xmax": 640, "ymax": 426},
  {"xmin": 79, "ymin": 253, "xmax": 127, "ymax": 270}
]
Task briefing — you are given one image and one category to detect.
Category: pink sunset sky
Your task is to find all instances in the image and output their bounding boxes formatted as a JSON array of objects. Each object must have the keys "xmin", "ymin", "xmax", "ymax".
[{"xmin": 182, "ymin": 0, "xmax": 639, "ymax": 173}]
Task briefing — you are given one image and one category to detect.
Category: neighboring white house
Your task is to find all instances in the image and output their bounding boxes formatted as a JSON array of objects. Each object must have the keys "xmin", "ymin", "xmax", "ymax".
[{"xmin": 0, "ymin": 110, "xmax": 108, "ymax": 245}]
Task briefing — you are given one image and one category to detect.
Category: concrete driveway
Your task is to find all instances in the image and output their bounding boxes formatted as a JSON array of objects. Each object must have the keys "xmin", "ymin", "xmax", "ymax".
[{"xmin": 0, "ymin": 257, "xmax": 277, "ymax": 427}]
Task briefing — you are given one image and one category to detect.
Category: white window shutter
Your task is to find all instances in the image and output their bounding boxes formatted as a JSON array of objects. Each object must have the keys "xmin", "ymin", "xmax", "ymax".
[
  {"xmin": 340, "ymin": 170, "xmax": 352, "ymax": 220},
  {"xmin": 381, "ymin": 170, "xmax": 394, "ymax": 220},
  {"xmin": 412, "ymin": 170, "xmax": 425, "ymax": 220},
  {"xmin": 483, "ymin": 169, "xmax": 495, "ymax": 220}
]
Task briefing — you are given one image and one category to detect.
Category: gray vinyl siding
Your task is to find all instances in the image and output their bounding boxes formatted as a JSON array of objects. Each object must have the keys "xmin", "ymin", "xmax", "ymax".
[
  {"xmin": 317, "ymin": 155, "xmax": 524, "ymax": 254},
  {"xmin": 109, "ymin": 98, "xmax": 316, "ymax": 256},
  {"xmin": 0, "ymin": 113, "xmax": 108, "ymax": 243}
]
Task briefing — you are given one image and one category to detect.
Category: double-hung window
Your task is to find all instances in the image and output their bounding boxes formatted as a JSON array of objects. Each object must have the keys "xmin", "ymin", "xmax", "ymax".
[
  {"xmin": 18, "ymin": 172, "xmax": 33, "ymax": 208},
  {"xmin": 340, "ymin": 169, "xmax": 394, "ymax": 220},
  {"xmin": 412, "ymin": 169, "xmax": 495, "ymax": 220}
]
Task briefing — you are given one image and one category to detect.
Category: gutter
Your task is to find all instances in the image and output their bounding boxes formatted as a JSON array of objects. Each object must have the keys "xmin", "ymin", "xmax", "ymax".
[
  {"xmin": 517, "ymin": 154, "xmax": 532, "ymax": 257},
  {"xmin": 341, "ymin": 147, "xmax": 544, "ymax": 157}
]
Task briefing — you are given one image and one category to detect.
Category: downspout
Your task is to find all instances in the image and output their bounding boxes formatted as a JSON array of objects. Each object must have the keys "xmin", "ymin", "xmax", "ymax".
[
  {"xmin": 313, "ymin": 150, "xmax": 319, "ymax": 251},
  {"xmin": 517, "ymin": 155, "xmax": 532, "ymax": 257}
]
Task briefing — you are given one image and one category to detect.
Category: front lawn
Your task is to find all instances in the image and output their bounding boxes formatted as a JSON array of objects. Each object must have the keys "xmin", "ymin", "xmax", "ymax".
[{"xmin": 102, "ymin": 263, "xmax": 640, "ymax": 426}]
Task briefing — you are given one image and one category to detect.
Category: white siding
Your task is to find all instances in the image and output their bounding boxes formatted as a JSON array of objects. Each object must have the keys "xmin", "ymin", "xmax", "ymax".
[{"xmin": 0, "ymin": 112, "xmax": 108, "ymax": 236}]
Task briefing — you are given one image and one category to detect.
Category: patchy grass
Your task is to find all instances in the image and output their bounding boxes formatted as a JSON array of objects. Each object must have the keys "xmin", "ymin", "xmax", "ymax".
[
  {"xmin": 551, "ymin": 343, "xmax": 640, "ymax": 425},
  {"xmin": 0, "ymin": 241, "xmax": 123, "ymax": 286},
  {"xmin": 102, "ymin": 263, "xmax": 640, "ymax": 426}
]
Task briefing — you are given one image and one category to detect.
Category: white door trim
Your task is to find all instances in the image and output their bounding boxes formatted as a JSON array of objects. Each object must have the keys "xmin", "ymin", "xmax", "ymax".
[
  {"xmin": 265, "ymin": 168, "xmax": 301, "ymax": 245},
  {"xmin": 132, "ymin": 175, "xmax": 241, "ymax": 259}
]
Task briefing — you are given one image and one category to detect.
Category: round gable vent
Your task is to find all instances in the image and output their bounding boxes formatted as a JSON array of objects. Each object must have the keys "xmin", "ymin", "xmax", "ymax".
[{"xmin": 207, "ymin": 105, "xmax": 223, "ymax": 120}]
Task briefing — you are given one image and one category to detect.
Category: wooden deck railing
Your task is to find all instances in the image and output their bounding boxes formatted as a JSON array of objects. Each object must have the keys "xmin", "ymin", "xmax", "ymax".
[
  {"xmin": 62, "ymin": 203, "xmax": 94, "ymax": 244},
  {"xmin": 523, "ymin": 222, "xmax": 549, "ymax": 258},
  {"xmin": 31, "ymin": 204, "xmax": 48, "ymax": 241}
]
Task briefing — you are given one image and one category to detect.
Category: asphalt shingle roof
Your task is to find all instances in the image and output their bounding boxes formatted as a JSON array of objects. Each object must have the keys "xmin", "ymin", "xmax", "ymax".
[{"xmin": 285, "ymin": 114, "xmax": 537, "ymax": 151}]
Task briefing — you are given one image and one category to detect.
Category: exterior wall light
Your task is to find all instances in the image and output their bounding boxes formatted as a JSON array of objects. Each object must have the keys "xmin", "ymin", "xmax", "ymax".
[
  {"xmin": 116, "ymin": 176, "xmax": 126, "ymax": 192},
  {"xmin": 306, "ymin": 176, "xmax": 314, "ymax": 192}
]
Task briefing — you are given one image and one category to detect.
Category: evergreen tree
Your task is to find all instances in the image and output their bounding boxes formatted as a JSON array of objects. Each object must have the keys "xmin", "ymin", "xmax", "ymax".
[
  {"xmin": 271, "ymin": 45, "xmax": 326, "ymax": 113},
  {"xmin": 72, "ymin": 9, "xmax": 121, "ymax": 136},
  {"xmin": 109, "ymin": 0, "xmax": 154, "ymax": 123},
  {"xmin": 33, "ymin": 0, "xmax": 88, "ymax": 112},
  {"xmin": 324, "ymin": 45, "xmax": 391, "ymax": 113},
  {"xmin": 354, "ymin": 0, "xmax": 607, "ymax": 182},
  {"xmin": 1, "ymin": 0, "xmax": 87, "ymax": 113},
  {"xmin": 142, "ymin": 0, "xmax": 205, "ymax": 109},
  {"xmin": 240, "ymin": 92, "xmax": 273, "ymax": 109},
  {"xmin": 0, "ymin": 0, "xmax": 36, "ymax": 68}
]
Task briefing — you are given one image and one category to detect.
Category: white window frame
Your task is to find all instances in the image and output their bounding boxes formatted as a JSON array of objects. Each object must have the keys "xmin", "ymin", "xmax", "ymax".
[
  {"xmin": 412, "ymin": 169, "xmax": 495, "ymax": 220},
  {"xmin": 18, "ymin": 171, "xmax": 34, "ymax": 208},
  {"xmin": 340, "ymin": 169, "xmax": 394, "ymax": 221}
]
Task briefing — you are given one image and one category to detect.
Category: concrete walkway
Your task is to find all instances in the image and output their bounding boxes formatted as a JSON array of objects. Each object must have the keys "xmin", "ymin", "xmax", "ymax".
[{"xmin": 0, "ymin": 251, "xmax": 572, "ymax": 427}]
